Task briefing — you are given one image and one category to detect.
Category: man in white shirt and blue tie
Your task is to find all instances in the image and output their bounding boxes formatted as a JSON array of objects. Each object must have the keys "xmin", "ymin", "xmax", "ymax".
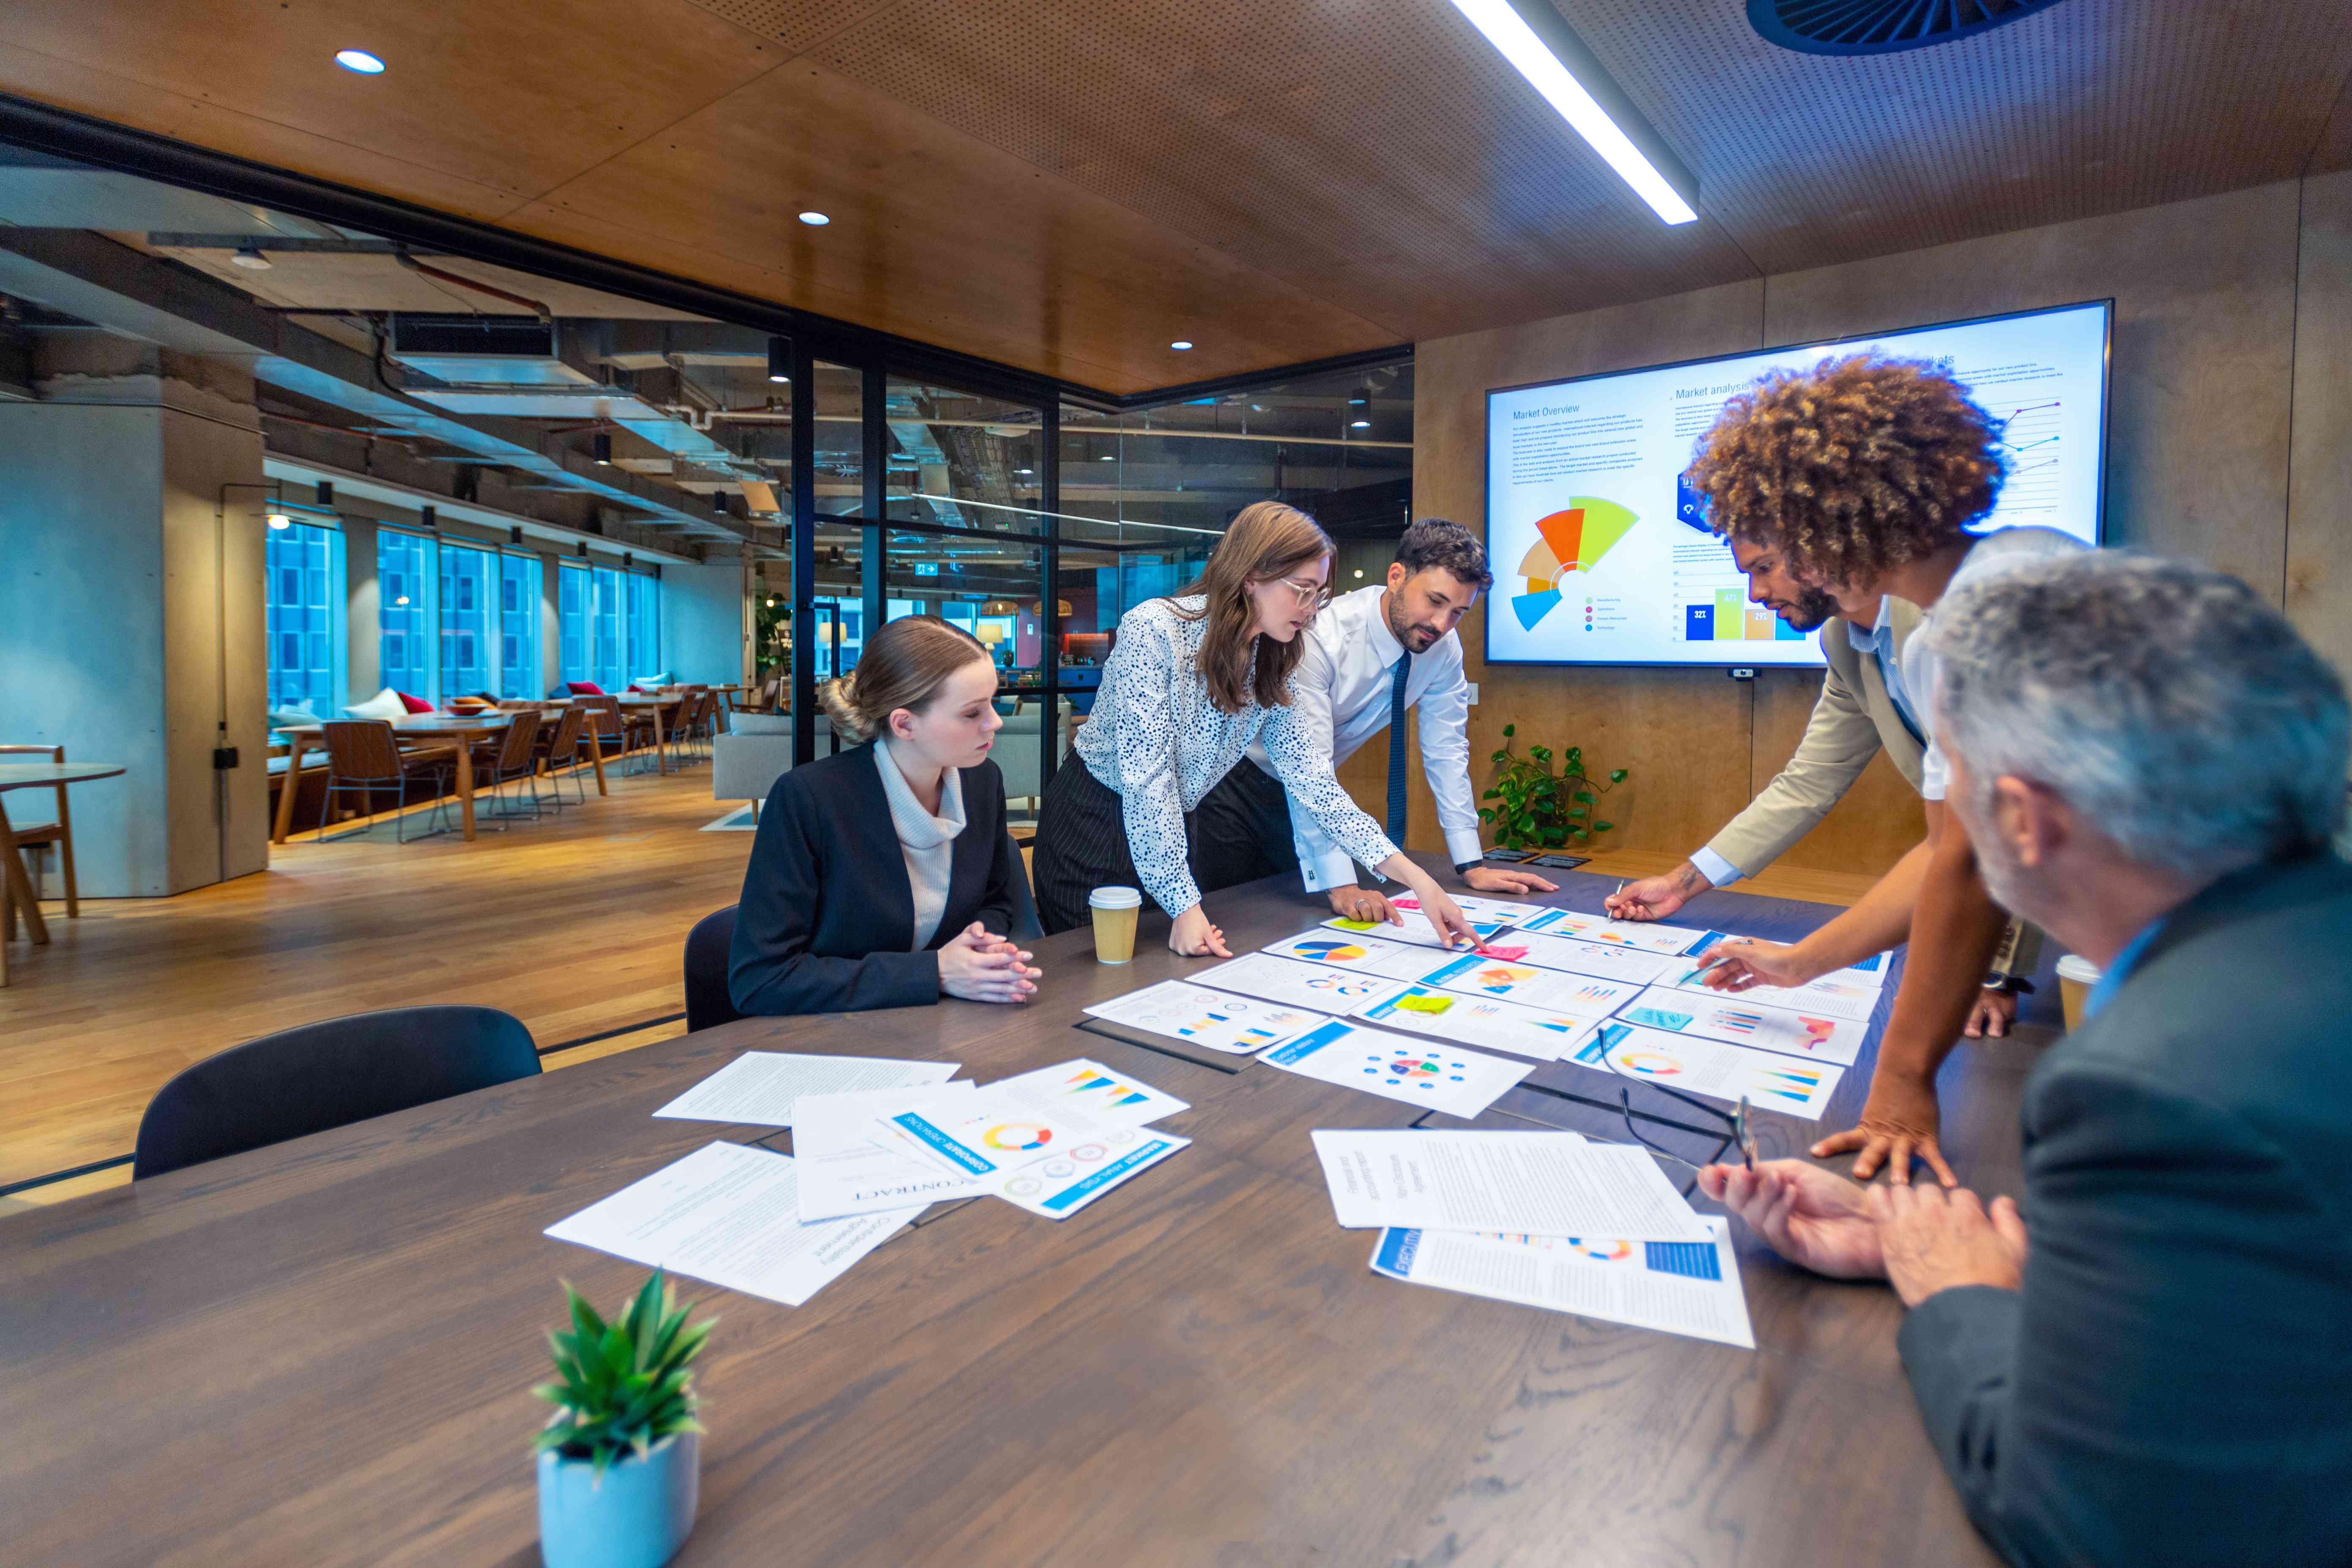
[{"xmin": 1193, "ymin": 518, "xmax": 1560, "ymax": 918}]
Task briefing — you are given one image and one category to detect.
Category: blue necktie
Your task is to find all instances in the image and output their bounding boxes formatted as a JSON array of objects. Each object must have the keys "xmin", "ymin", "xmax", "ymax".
[{"xmin": 1386, "ymin": 651, "xmax": 1411, "ymax": 846}]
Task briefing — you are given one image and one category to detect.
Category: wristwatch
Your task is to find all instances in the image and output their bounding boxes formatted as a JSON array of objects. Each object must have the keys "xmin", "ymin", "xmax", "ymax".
[{"xmin": 1454, "ymin": 859, "xmax": 1483, "ymax": 877}]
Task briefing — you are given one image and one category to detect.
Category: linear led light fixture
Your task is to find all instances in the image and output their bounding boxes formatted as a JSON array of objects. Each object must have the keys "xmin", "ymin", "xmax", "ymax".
[{"xmin": 1445, "ymin": 0, "xmax": 1699, "ymax": 224}]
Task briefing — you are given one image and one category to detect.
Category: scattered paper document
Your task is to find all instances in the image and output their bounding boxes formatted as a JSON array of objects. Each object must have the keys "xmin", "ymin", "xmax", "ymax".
[
  {"xmin": 880, "ymin": 1092, "xmax": 1190, "ymax": 1220},
  {"xmin": 794, "ymin": 1083, "xmax": 984, "ymax": 1222},
  {"xmin": 988, "ymin": 1057, "xmax": 1190, "ymax": 1127},
  {"xmin": 1353, "ymin": 984, "xmax": 1608, "ymax": 1062},
  {"xmin": 1193, "ymin": 952, "xmax": 1416, "ymax": 1014},
  {"xmin": 1323, "ymin": 912, "xmax": 1513, "ymax": 950},
  {"xmin": 546, "ymin": 1141, "xmax": 916, "ymax": 1307},
  {"xmin": 1260, "ymin": 929, "xmax": 1454, "ymax": 979},
  {"xmin": 1568, "ymin": 1021, "xmax": 1845, "ymax": 1120},
  {"xmin": 1309, "ymin": 1128, "xmax": 1712, "ymax": 1241},
  {"xmin": 1512, "ymin": 908, "xmax": 1710, "ymax": 955},
  {"xmin": 1682, "ymin": 938, "xmax": 1893, "ymax": 992},
  {"xmin": 1083, "ymin": 980, "xmax": 1328, "ymax": 1056},
  {"xmin": 1502, "ymin": 930, "xmax": 1682, "ymax": 987},
  {"xmin": 1262, "ymin": 1018, "xmax": 1533, "ymax": 1119},
  {"xmin": 1417, "ymin": 950, "xmax": 1642, "ymax": 1015},
  {"xmin": 1369, "ymin": 1218, "xmax": 1754, "ymax": 1349},
  {"xmin": 1655, "ymin": 961, "xmax": 1884, "ymax": 1021},
  {"xmin": 1619, "ymin": 986, "xmax": 1868, "ymax": 1066},
  {"xmin": 1392, "ymin": 893, "xmax": 1551, "ymax": 925},
  {"xmin": 653, "ymin": 1052, "xmax": 957, "ymax": 1128}
]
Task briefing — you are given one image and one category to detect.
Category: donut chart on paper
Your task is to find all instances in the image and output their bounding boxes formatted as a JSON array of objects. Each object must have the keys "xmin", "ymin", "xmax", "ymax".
[
  {"xmin": 1512, "ymin": 498, "xmax": 1640, "ymax": 630},
  {"xmin": 981, "ymin": 1122, "xmax": 1054, "ymax": 1152}
]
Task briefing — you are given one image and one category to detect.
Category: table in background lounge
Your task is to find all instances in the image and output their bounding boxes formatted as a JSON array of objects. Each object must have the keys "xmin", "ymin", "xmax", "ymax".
[
  {"xmin": 274, "ymin": 709, "xmax": 600, "ymax": 845},
  {"xmin": 0, "ymin": 761, "xmax": 122, "ymax": 988},
  {"xmin": 1, "ymin": 862, "xmax": 2036, "ymax": 1564}
]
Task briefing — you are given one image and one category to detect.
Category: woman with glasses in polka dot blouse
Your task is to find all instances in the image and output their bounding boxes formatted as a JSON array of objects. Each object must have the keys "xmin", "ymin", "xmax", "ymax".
[{"xmin": 1033, "ymin": 501, "xmax": 1480, "ymax": 957}]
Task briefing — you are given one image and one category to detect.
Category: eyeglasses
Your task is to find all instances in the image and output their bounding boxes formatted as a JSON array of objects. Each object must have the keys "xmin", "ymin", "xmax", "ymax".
[
  {"xmin": 1589, "ymin": 1033, "xmax": 1756, "ymax": 1191},
  {"xmin": 1271, "ymin": 574, "xmax": 1328, "ymax": 606}
]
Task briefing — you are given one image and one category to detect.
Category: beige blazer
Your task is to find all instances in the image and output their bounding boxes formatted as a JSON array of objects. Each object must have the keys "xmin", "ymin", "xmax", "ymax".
[{"xmin": 1705, "ymin": 601, "xmax": 1926, "ymax": 879}]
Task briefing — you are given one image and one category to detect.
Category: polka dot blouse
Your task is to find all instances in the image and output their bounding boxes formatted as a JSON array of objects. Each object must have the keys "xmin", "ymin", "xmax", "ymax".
[{"xmin": 1073, "ymin": 595, "xmax": 1399, "ymax": 915}]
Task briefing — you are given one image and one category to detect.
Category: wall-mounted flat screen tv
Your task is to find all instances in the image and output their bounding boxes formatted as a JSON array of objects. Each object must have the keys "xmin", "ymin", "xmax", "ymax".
[{"xmin": 1483, "ymin": 299, "xmax": 2110, "ymax": 668}]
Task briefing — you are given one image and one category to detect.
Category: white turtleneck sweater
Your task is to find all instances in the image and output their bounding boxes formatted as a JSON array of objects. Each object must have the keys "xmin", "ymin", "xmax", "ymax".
[{"xmin": 871, "ymin": 735, "xmax": 966, "ymax": 949}]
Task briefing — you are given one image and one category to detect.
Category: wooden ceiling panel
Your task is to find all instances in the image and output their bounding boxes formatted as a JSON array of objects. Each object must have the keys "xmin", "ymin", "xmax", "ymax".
[
  {"xmin": 515, "ymin": 62, "xmax": 1402, "ymax": 389},
  {"xmin": 811, "ymin": 0, "xmax": 1759, "ymax": 342},
  {"xmin": 3, "ymin": 0, "xmax": 2349, "ymax": 393},
  {"xmin": 0, "ymin": 38, "xmax": 523, "ymax": 220},
  {"xmin": 1, "ymin": 0, "xmax": 784, "ymax": 206},
  {"xmin": 1567, "ymin": 0, "xmax": 2352, "ymax": 275}
]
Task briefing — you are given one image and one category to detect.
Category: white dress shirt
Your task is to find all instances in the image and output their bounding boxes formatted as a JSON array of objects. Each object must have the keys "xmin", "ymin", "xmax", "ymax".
[
  {"xmin": 1075, "ymin": 595, "xmax": 1398, "ymax": 917},
  {"xmin": 1243, "ymin": 584, "xmax": 1484, "ymax": 893}
]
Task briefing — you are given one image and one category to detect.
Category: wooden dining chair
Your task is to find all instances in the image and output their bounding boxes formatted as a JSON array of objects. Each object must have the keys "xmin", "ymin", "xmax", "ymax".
[
  {"xmin": 533, "ymin": 705, "xmax": 591, "ymax": 808},
  {"xmin": 318, "ymin": 722, "xmax": 455, "ymax": 842},
  {"xmin": 0, "ymin": 744, "xmax": 79, "ymax": 918},
  {"xmin": 469, "ymin": 711, "xmax": 550, "ymax": 826}
]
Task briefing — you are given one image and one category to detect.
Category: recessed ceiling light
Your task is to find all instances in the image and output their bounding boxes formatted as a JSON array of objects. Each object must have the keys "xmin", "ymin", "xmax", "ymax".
[
  {"xmin": 1350, "ymin": 419, "xmax": 1371, "ymax": 429},
  {"xmin": 1099, "ymin": 454, "xmax": 1115, "ymax": 461},
  {"xmin": 230, "ymin": 245, "xmax": 272, "ymax": 271},
  {"xmin": 1169, "ymin": 340, "xmax": 1193, "ymax": 351},
  {"xmin": 334, "ymin": 49, "xmax": 386, "ymax": 74},
  {"xmin": 798, "ymin": 211, "xmax": 830, "ymax": 226},
  {"xmin": 266, "ymin": 512, "xmax": 292, "ymax": 530},
  {"xmin": 1353, "ymin": 568, "xmax": 1364, "ymax": 578},
  {"xmin": 1017, "ymin": 468, "xmax": 1033, "ymax": 476},
  {"xmin": 394, "ymin": 594, "xmax": 410, "ymax": 606}
]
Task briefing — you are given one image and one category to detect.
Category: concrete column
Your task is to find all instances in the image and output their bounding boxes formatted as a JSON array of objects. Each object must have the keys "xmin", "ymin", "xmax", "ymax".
[{"xmin": 0, "ymin": 345, "xmax": 267, "ymax": 895}]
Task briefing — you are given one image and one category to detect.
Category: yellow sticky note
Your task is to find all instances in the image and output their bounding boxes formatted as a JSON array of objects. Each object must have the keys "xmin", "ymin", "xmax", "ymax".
[{"xmin": 1396, "ymin": 993, "xmax": 1454, "ymax": 1015}]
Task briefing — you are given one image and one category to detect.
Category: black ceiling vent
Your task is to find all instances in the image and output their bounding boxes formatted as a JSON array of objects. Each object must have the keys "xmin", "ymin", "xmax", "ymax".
[{"xmin": 1748, "ymin": 0, "xmax": 2068, "ymax": 55}]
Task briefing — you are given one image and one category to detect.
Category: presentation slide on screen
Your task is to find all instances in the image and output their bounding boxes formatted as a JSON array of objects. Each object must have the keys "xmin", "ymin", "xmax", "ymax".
[{"xmin": 1484, "ymin": 301, "xmax": 2109, "ymax": 667}]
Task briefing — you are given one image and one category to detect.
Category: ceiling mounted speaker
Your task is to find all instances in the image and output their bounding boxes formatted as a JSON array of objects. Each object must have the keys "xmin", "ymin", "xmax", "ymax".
[{"xmin": 1748, "ymin": 0, "xmax": 2067, "ymax": 54}]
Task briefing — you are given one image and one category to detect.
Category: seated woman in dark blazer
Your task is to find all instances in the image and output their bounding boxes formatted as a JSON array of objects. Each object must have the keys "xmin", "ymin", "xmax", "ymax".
[{"xmin": 728, "ymin": 616, "xmax": 1040, "ymax": 1015}]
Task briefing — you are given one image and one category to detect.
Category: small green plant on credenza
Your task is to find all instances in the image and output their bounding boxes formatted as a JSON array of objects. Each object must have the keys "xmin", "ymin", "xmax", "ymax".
[{"xmin": 1478, "ymin": 723, "xmax": 1628, "ymax": 852}]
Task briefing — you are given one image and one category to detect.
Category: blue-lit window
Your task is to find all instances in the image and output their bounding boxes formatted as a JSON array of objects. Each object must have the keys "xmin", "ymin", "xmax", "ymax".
[
  {"xmin": 590, "ymin": 566, "xmax": 625, "ymax": 691},
  {"xmin": 378, "ymin": 531, "xmax": 436, "ymax": 700},
  {"xmin": 502, "ymin": 553, "xmax": 541, "ymax": 696},
  {"xmin": 439, "ymin": 542, "xmax": 495, "ymax": 698},
  {"xmin": 265, "ymin": 523, "xmax": 344, "ymax": 714},
  {"xmin": 559, "ymin": 561, "xmax": 588, "ymax": 684},
  {"xmin": 558, "ymin": 559, "xmax": 655, "ymax": 690},
  {"xmin": 625, "ymin": 571, "xmax": 660, "ymax": 679}
]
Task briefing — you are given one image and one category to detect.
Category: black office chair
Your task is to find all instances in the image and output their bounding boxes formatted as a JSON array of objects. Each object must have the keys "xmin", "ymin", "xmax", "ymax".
[
  {"xmin": 684, "ymin": 904, "xmax": 743, "ymax": 1034},
  {"xmin": 133, "ymin": 1005, "xmax": 541, "ymax": 1179},
  {"xmin": 1004, "ymin": 830, "xmax": 1044, "ymax": 942}
]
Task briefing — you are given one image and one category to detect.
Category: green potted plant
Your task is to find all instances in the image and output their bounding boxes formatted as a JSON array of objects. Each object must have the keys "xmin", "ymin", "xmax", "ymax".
[
  {"xmin": 534, "ymin": 1269, "xmax": 716, "ymax": 1568},
  {"xmin": 1478, "ymin": 723, "xmax": 1628, "ymax": 852}
]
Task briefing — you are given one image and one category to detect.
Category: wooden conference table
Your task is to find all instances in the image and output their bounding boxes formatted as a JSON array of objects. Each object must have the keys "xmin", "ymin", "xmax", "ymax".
[
  {"xmin": 1, "ymin": 863, "xmax": 2040, "ymax": 1565},
  {"xmin": 274, "ymin": 708, "xmax": 608, "ymax": 844}
]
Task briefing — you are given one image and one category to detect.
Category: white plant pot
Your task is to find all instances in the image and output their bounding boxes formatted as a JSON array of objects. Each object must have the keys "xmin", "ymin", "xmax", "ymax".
[{"xmin": 536, "ymin": 1430, "xmax": 700, "ymax": 1568}]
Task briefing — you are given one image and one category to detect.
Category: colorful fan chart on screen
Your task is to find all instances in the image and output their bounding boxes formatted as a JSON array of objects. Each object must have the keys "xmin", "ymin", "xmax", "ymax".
[{"xmin": 1512, "ymin": 498, "xmax": 1641, "ymax": 631}]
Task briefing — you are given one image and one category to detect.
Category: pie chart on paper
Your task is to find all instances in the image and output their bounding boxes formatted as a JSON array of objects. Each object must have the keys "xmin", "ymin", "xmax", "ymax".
[{"xmin": 1514, "ymin": 498, "xmax": 1640, "ymax": 630}]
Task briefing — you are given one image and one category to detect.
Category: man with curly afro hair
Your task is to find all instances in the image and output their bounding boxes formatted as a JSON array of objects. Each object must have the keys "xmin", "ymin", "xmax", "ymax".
[{"xmin": 1609, "ymin": 352, "xmax": 2085, "ymax": 1187}]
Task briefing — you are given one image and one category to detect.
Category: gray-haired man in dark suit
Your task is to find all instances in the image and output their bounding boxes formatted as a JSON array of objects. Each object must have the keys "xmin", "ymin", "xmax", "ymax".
[{"xmin": 1700, "ymin": 553, "xmax": 2352, "ymax": 1566}]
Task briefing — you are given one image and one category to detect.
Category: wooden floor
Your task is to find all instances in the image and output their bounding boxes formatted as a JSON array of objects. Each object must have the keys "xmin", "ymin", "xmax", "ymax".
[
  {"xmin": 0, "ymin": 770, "xmax": 1872, "ymax": 1212},
  {"xmin": 0, "ymin": 761, "xmax": 752, "ymax": 1203}
]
